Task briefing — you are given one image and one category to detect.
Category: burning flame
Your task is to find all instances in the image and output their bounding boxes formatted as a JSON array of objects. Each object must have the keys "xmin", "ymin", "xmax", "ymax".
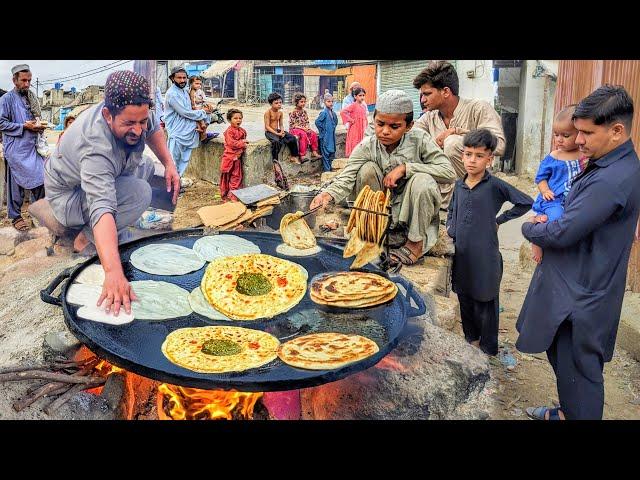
[
  {"xmin": 157, "ymin": 384, "xmax": 263, "ymax": 420},
  {"xmin": 375, "ymin": 355, "xmax": 408, "ymax": 373},
  {"xmin": 86, "ymin": 360, "xmax": 125, "ymax": 395}
]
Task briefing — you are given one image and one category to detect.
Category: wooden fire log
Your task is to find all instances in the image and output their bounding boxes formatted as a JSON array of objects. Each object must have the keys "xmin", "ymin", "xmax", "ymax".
[
  {"xmin": 0, "ymin": 371, "xmax": 104, "ymax": 384},
  {"xmin": 0, "ymin": 356, "xmax": 98, "ymax": 375},
  {"xmin": 44, "ymin": 378, "xmax": 106, "ymax": 415},
  {"xmin": 12, "ymin": 358, "xmax": 101, "ymax": 412}
]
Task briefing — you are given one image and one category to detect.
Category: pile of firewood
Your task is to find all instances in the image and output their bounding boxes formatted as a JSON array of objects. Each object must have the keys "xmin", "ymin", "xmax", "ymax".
[{"xmin": 0, "ymin": 356, "xmax": 106, "ymax": 415}]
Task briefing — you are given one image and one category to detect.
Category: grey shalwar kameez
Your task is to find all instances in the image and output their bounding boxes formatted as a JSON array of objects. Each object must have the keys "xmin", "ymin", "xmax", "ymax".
[
  {"xmin": 323, "ymin": 128, "xmax": 456, "ymax": 254},
  {"xmin": 44, "ymin": 102, "xmax": 159, "ymax": 244}
]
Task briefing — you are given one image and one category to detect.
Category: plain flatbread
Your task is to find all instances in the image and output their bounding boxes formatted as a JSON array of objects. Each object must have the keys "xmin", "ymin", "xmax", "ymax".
[
  {"xmin": 189, "ymin": 287, "xmax": 231, "ymax": 321},
  {"xmin": 192, "ymin": 235, "xmax": 261, "ymax": 262},
  {"xmin": 130, "ymin": 280, "xmax": 193, "ymax": 320},
  {"xmin": 75, "ymin": 264, "xmax": 105, "ymax": 286},
  {"xmin": 66, "ymin": 283, "xmax": 103, "ymax": 306},
  {"xmin": 277, "ymin": 332, "xmax": 379, "ymax": 370},
  {"xmin": 129, "ymin": 243, "xmax": 205, "ymax": 275},
  {"xmin": 76, "ymin": 304, "xmax": 134, "ymax": 325},
  {"xmin": 276, "ymin": 243, "xmax": 321, "ymax": 257}
]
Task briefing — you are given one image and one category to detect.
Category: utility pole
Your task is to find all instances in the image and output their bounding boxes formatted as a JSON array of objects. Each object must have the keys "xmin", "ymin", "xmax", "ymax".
[{"xmin": 35, "ymin": 77, "xmax": 39, "ymax": 96}]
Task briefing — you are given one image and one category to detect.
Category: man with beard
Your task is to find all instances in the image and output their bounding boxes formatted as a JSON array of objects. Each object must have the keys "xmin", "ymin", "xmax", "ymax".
[
  {"xmin": 29, "ymin": 70, "xmax": 181, "ymax": 316},
  {"xmin": 164, "ymin": 66, "xmax": 212, "ymax": 176},
  {"xmin": 0, "ymin": 64, "xmax": 46, "ymax": 231}
]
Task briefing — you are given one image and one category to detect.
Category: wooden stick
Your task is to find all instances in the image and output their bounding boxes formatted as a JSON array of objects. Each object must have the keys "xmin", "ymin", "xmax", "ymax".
[
  {"xmin": 0, "ymin": 356, "xmax": 98, "ymax": 375},
  {"xmin": 12, "ymin": 357, "xmax": 101, "ymax": 411},
  {"xmin": 14, "ymin": 382, "xmax": 72, "ymax": 412},
  {"xmin": 0, "ymin": 371, "xmax": 103, "ymax": 384},
  {"xmin": 44, "ymin": 378, "xmax": 106, "ymax": 415}
]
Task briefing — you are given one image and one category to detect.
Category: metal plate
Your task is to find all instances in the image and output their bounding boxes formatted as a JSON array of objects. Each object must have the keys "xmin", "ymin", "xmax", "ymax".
[{"xmin": 48, "ymin": 230, "xmax": 425, "ymax": 392}]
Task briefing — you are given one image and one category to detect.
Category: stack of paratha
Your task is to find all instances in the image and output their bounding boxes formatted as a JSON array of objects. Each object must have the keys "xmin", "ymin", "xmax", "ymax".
[
  {"xmin": 162, "ymin": 326, "xmax": 280, "ymax": 373},
  {"xmin": 310, "ymin": 271, "xmax": 397, "ymax": 308},
  {"xmin": 344, "ymin": 186, "xmax": 391, "ymax": 268},
  {"xmin": 201, "ymin": 253, "xmax": 307, "ymax": 320},
  {"xmin": 277, "ymin": 211, "xmax": 321, "ymax": 257},
  {"xmin": 278, "ymin": 332, "xmax": 379, "ymax": 370}
]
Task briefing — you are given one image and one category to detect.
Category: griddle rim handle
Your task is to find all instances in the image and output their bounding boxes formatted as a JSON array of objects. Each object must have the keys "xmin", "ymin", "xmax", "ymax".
[
  {"xmin": 392, "ymin": 275, "xmax": 427, "ymax": 318},
  {"xmin": 40, "ymin": 267, "xmax": 74, "ymax": 306}
]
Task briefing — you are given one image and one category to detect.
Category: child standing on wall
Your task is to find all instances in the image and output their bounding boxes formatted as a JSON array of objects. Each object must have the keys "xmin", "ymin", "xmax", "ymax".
[
  {"xmin": 530, "ymin": 104, "xmax": 587, "ymax": 263},
  {"xmin": 340, "ymin": 87, "xmax": 368, "ymax": 157},
  {"xmin": 315, "ymin": 93, "xmax": 338, "ymax": 172},
  {"xmin": 289, "ymin": 92, "xmax": 321, "ymax": 161},
  {"xmin": 220, "ymin": 108, "xmax": 247, "ymax": 202},
  {"xmin": 189, "ymin": 75, "xmax": 216, "ymax": 144}
]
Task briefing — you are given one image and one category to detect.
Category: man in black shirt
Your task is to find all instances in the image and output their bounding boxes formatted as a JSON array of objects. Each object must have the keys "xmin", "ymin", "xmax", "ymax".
[{"xmin": 517, "ymin": 85, "xmax": 640, "ymax": 420}]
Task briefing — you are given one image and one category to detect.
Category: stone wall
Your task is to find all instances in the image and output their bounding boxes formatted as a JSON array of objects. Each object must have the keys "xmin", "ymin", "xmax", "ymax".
[{"xmin": 185, "ymin": 130, "xmax": 347, "ymax": 186}]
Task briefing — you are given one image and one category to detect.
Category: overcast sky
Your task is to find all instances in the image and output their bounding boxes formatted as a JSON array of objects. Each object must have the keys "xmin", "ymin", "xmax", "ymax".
[{"xmin": 0, "ymin": 60, "xmax": 134, "ymax": 92}]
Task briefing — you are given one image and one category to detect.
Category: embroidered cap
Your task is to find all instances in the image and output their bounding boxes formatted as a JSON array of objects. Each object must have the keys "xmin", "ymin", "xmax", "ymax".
[{"xmin": 104, "ymin": 70, "xmax": 151, "ymax": 110}]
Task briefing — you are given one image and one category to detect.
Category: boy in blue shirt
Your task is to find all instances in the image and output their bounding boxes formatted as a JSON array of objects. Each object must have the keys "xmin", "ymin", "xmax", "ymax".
[{"xmin": 315, "ymin": 93, "xmax": 338, "ymax": 172}]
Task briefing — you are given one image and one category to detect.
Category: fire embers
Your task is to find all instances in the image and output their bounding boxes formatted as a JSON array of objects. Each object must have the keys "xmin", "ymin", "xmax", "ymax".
[{"xmin": 157, "ymin": 385, "xmax": 264, "ymax": 420}]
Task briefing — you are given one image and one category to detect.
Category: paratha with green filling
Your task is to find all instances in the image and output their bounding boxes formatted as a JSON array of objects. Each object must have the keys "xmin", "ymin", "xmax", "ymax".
[
  {"xmin": 129, "ymin": 243, "xmax": 205, "ymax": 275},
  {"xmin": 130, "ymin": 280, "xmax": 192, "ymax": 320}
]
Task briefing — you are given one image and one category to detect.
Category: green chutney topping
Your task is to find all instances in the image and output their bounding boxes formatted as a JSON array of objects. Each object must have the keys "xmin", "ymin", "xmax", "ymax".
[
  {"xmin": 201, "ymin": 339, "xmax": 242, "ymax": 356},
  {"xmin": 235, "ymin": 272, "xmax": 273, "ymax": 296}
]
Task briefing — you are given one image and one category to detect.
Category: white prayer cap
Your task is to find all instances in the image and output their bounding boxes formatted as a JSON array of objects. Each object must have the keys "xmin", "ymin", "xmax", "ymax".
[
  {"xmin": 349, "ymin": 81, "xmax": 361, "ymax": 90},
  {"xmin": 376, "ymin": 89, "xmax": 414, "ymax": 114},
  {"xmin": 11, "ymin": 64, "xmax": 30, "ymax": 75}
]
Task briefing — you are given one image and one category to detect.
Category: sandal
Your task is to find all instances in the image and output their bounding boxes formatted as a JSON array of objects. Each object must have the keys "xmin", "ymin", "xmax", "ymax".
[
  {"xmin": 12, "ymin": 216, "xmax": 30, "ymax": 232},
  {"xmin": 526, "ymin": 406, "xmax": 563, "ymax": 420},
  {"xmin": 389, "ymin": 246, "xmax": 424, "ymax": 267}
]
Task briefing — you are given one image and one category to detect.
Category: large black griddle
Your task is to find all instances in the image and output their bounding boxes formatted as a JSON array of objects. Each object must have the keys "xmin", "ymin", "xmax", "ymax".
[{"xmin": 41, "ymin": 230, "xmax": 426, "ymax": 392}]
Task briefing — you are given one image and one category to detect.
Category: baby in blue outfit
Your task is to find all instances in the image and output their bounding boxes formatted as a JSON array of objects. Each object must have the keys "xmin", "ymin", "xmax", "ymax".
[{"xmin": 531, "ymin": 104, "xmax": 587, "ymax": 263}]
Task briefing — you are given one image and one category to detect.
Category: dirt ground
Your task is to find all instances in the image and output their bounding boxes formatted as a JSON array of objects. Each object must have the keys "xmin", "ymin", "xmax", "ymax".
[
  {"xmin": 485, "ymin": 173, "xmax": 640, "ymax": 419},
  {"xmin": 2, "ymin": 126, "xmax": 639, "ymax": 418}
]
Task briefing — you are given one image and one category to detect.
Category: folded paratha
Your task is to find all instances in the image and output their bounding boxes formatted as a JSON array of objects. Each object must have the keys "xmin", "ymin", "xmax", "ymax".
[
  {"xmin": 280, "ymin": 211, "xmax": 317, "ymax": 249},
  {"xmin": 201, "ymin": 254, "xmax": 307, "ymax": 320},
  {"xmin": 278, "ymin": 332, "xmax": 379, "ymax": 370},
  {"xmin": 161, "ymin": 326, "xmax": 280, "ymax": 373}
]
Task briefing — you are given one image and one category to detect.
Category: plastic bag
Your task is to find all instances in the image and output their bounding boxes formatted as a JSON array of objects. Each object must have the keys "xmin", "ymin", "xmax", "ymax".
[{"xmin": 36, "ymin": 132, "xmax": 51, "ymax": 159}]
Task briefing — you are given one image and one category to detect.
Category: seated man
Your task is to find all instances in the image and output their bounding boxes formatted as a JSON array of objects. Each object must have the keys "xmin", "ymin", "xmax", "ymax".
[
  {"xmin": 29, "ymin": 70, "xmax": 180, "ymax": 316},
  {"xmin": 412, "ymin": 61, "xmax": 505, "ymax": 208},
  {"xmin": 309, "ymin": 90, "xmax": 456, "ymax": 266}
]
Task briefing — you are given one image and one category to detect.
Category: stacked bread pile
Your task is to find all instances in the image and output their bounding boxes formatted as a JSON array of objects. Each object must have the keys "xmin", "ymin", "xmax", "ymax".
[
  {"xmin": 310, "ymin": 271, "xmax": 397, "ymax": 309},
  {"xmin": 343, "ymin": 186, "xmax": 391, "ymax": 268}
]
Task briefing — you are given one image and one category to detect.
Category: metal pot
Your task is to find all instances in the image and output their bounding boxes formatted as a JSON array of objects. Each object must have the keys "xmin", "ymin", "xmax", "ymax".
[{"xmin": 266, "ymin": 186, "xmax": 320, "ymax": 230}]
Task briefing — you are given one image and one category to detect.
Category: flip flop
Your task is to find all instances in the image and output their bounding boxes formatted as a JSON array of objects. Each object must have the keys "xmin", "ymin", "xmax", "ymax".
[
  {"xmin": 12, "ymin": 217, "xmax": 30, "ymax": 232},
  {"xmin": 389, "ymin": 246, "xmax": 424, "ymax": 266}
]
